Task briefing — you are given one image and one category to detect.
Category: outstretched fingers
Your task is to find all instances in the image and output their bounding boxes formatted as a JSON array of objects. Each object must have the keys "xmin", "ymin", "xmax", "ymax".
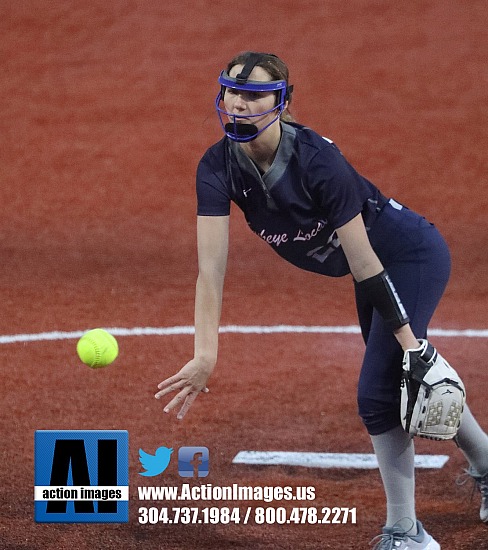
[
  {"xmin": 155, "ymin": 375, "xmax": 210, "ymax": 420},
  {"xmin": 162, "ymin": 385, "xmax": 193, "ymax": 415},
  {"xmin": 160, "ymin": 386, "xmax": 207, "ymax": 419},
  {"xmin": 154, "ymin": 376, "xmax": 186, "ymax": 399},
  {"xmin": 176, "ymin": 391, "xmax": 200, "ymax": 420}
]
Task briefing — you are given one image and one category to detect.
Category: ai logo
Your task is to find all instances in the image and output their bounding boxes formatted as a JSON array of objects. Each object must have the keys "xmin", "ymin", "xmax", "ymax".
[{"xmin": 34, "ymin": 430, "xmax": 129, "ymax": 523}]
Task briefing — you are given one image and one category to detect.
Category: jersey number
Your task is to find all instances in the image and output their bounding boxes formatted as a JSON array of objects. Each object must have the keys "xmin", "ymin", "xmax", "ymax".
[{"xmin": 306, "ymin": 232, "xmax": 341, "ymax": 263}]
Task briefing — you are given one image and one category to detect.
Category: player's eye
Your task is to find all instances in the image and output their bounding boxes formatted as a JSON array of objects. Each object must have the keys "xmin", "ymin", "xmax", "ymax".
[
  {"xmin": 225, "ymin": 89, "xmax": 265, "ymax": 101},
  {"xmin": 247, "ymin": 92, "xmax": 262, "ymax": 101}
]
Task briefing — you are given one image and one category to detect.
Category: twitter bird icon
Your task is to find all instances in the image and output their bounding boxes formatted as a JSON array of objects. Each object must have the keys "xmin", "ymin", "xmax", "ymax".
[{"xmin": 138, "ymin": 446, "xmax": 173, "ymax": 477}]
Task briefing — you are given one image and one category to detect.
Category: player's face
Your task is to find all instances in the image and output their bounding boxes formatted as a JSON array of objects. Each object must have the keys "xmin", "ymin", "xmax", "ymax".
[{"xmin": 223, "ymin": 65, "xmax": 278, "ymax": 130}]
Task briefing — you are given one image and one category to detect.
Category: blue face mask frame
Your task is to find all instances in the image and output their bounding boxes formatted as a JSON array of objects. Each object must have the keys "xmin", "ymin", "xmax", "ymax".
[{"xmin": 215, "ymin": 70, "xmax": 289, "ymax": 142}]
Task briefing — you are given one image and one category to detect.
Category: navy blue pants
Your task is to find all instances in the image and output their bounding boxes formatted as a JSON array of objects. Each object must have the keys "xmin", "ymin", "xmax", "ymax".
[{"xmin": 355, "ymin": 200, "xmax": 451, "ymax": 435}]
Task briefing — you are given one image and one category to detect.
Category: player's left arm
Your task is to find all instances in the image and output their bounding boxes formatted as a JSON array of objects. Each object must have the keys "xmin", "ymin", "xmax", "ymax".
[
  {"xmin": 337, "ymin": 214, "xmax": 466, "ymax": 439},
  {"xmin": 336, "ymin": 213, "xmax": 419, "ymax": 350}
]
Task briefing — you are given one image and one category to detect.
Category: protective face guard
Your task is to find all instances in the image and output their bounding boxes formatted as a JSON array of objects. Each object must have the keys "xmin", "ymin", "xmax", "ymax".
[{"xmin": 215, "ymin": 70, "xmax": 288, "ymax": 142}]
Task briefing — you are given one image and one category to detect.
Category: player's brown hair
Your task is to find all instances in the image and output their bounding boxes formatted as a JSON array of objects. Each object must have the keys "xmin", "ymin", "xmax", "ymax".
[{"xmin": 226, "ymin": 51, "xmax": 295, "ymax": 123}]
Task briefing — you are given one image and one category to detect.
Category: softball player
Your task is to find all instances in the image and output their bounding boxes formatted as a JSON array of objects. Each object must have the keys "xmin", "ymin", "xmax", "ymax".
[{"xmin": 156, "ymin": 51, "xmax": 488, "ymax": 549}]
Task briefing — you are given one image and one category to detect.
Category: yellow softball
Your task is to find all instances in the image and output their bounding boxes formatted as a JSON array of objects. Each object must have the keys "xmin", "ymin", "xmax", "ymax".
[{"xmin": 76, "ymin": 329, "xmax": 119, "ymax": 368}]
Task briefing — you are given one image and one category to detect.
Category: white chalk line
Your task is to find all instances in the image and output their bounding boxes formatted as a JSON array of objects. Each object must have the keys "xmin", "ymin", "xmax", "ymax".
[
  {"xmin": 232, "ymin": 451, "xmax": 449, "ymax": 469},
  {"xmin": 0, "ymin": 325, "xmax": 487, "ymax": 345}
]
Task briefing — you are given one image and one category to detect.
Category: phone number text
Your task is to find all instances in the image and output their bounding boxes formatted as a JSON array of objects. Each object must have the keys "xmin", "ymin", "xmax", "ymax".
[{"xmin": 138, "ymin": 506, "xmax": 357, "ymax": 525}]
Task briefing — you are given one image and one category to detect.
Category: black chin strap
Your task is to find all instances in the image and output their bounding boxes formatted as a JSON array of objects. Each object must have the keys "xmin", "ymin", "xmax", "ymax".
[{"xmin": 224, "ymin": 122, "xmax": 259, "ymax": 139}]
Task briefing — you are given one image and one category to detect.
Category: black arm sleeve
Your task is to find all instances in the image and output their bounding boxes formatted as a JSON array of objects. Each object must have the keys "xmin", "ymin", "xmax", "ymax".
[{"xmin": 355, "ymin": 270, "xmax": 410, "ymax": 331}]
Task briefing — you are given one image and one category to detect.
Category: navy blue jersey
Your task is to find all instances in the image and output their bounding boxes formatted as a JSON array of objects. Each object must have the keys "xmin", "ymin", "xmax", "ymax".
[
  {"xmin": 197, "ymin": 122, "xmax": 454, "ymax": 437},
  {"xmin": 196, "ymin": 122, "xmax": 388, "ymax": 277}
]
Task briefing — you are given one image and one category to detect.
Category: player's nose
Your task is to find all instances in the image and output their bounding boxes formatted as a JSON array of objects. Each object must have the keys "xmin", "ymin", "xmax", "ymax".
[{"xmin": 232, "ymin": 93, "xmax": 247, "ymax": 111}]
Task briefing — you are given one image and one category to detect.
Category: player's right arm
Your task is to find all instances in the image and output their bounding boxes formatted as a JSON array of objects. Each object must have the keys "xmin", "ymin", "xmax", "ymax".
[
  {"xmin": 155, "ymin": 215, "xmax": 229, "ymax": 419},
  {"xmin": 194, "ymin": 215, "xmax": 229, "ymax": 365}
]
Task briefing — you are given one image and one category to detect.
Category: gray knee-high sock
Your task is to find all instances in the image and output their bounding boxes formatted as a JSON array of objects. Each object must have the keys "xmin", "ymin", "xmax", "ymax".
[
  {"xmin": 455, "ymin": 404, "xmax": 488, "ymax": 476},
  {"xmin": 371, "ymin": 425, "xmax": 417, "ymax": 533}
]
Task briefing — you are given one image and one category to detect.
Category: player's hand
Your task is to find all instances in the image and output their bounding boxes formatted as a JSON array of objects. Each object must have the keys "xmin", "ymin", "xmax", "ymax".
[{"xmin": 155, "ymin": 358, "xmax": 212, "ymax": 420}]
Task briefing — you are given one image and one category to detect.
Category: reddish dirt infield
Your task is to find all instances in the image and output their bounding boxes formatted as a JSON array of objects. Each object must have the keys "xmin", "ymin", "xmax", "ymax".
[{"xmin": 1, "ymin": 1, "xmax": 487, "ymax": 548}]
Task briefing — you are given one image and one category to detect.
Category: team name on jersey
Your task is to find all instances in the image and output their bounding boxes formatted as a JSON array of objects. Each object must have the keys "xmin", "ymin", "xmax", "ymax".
[{"xmin": 255, "ymin": 220, "xmax": 326, "ymax": 248}]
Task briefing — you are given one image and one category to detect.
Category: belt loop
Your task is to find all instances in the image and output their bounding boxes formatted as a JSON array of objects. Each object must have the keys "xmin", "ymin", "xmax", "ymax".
[{"xmin": 389, "ymin": 198, "xmax": 403, "ymax": 211}]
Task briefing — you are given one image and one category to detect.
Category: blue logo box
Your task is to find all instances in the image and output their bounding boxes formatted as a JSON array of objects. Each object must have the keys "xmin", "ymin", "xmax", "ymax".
[{"xmin": 34, "ymin": 430, "xmax": 129, "ymax": 523}]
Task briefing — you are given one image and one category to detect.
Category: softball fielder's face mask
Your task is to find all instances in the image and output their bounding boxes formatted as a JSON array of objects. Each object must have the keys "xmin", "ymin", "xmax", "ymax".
[{"xmin": 215, "ymin": 56, "xmax": 291, "ymax": 142}]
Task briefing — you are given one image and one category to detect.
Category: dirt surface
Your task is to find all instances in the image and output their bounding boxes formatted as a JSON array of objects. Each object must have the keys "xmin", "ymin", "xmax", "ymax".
[{"xmin": 1, "ymin": 1, "xmax": 487, "ymax": 548}]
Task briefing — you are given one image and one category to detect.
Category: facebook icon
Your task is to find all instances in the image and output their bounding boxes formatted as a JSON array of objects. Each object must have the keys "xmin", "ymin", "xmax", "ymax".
[{"xmin": 178, "ymin": 447, "xmax": 209, "ymax": 478}]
